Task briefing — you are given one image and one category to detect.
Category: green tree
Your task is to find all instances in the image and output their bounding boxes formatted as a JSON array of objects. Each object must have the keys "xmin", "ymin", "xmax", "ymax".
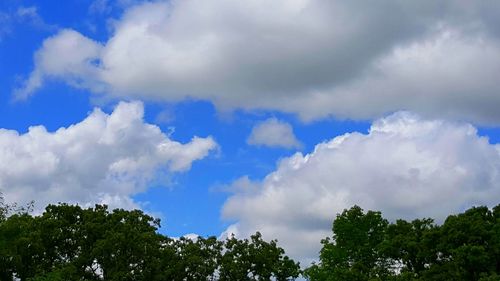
[
  {"xmin": 306, "ymin": 204, "xmax": 500, "ymax": 281},
  {"xmin": 219, "ymin": 232, "xmax": 300, "ymax": 281},
  {"xmin": 305, "ymin": 206, "xmax": 389, "ymax": 281},
  {"xmin": 169, "ymin": 236, "xmax": 222, "ymax": 281},
  {"xmin": 491, "ymin": 205, "xmax": 500, "ymax": 274},
  {"xmin": 0, "ymin": 192, "xmax": 6, "ymax": 222},
  {"xmin": 0, "ymin": 203, "xmax": 300, "ymax": 281},
  {"xmin": 90, "ymin": 208, "xmax": 162, "ymax": 280},
  {"xmin": 0, "ymin": 213, "xmax": 42, "ymax": 281},
  {"xmin": 424, "ymin": 206, "xmax": 497, "ymax": 281},
  {"xmin": 381, "ymin": 218, "xmax": 437, "ymax": 279}
]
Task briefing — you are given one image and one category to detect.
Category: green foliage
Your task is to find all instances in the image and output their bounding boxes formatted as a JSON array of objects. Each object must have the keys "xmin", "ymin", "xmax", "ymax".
[
  {"xmin": 4, "ymin": 198, "xmax": 500, "ymax": 281},
  {"xmin": 0, "ymin": 213, "xmax": 42, "ymax": 281},
  {"xmin": 305, "ymin": 206, "xmax": 390, "ymax": 281},
  {"xmin": 306, "ymin": 204, "xmax": 500, "ymax": 281},
  {"xmin": 167, "ymin": 236, "xmax": 222, "ymax": 280},
  {"xmin": 382, "ymin": 218, "xmax": 437, "ymax": 277},
  {"xmin": 0, "ymin": 203, "xmax": 299, "ymax": 281},
  {"xmin": 219, "ymin": 232, "xmax": 300, "ymax": 281},
  {"xmin": 0, "ymin": 192, "xmax": 5, "ymax": 222},
  {"xmin": 0, "ymin": 191, "xmax": 34, "ymax": 222}
]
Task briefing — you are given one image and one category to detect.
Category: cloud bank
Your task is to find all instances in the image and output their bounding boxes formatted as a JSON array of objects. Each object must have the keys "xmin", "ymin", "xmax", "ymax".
[
  {"xmin": 223, "ymin": 112, "xmax": 500, "ymax": 264},
  {"xmin": 15, "ymin": 0, "xmax": 500, "ymax": 124},
  {"xmin": 0, "ymin": 101, "xmax": 217, "ymax": 211}
]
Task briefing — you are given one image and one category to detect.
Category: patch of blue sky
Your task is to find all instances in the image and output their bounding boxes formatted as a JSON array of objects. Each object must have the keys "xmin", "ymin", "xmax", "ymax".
[{"xmin": 139, "ymin": 100, "xmax": 372, "ymax": 237}]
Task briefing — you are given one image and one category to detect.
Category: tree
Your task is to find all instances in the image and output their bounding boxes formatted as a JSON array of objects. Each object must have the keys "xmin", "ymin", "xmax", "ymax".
[
  {"xmin": 306, "ymin": 204, "xmax": 500, "ymax": 281},
  {"xmin": 0, "ymin": 192, "xmax": 6, "ymax": 222},
  {"xmin": 0, "ymin": 203, "xmax": 300, "ymax": 281},
  {"xmin": 423, "ymin": 206, "xmax": 497, "ymax": 281},
  {"xmin": 381, "ymin": 218, "xmax": 437, "ymax": 279},
  {"xmin": 0, "ymin": 204, "xmax": 164, "ymax": 280},
  {"xmin": 219, "ymin": 232, "xmax": 300, "ymax": 281},
  {"xmin": 0, "ymin": 193, "xmax": 39, "ymax": 281},
  {"xmin": 0, "ymin": 213, "xmax": 42, "ymax": 281},
  {"xmin": 305, "ymin": 206, "xmax": 389, "ymax": 281},
  {"xmin": 164, "ymin": 236, "xmax": 222, "ymax": 281},
  {"xmin": 92, "ymin": 208, "xmax": 162, "ymax": 280}
]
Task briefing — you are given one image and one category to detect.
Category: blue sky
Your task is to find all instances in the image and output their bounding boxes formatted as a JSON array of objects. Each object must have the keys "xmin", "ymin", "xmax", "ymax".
[{"xmin": 2, "ymin": 0, "xmax": 500, "ymax": 263}]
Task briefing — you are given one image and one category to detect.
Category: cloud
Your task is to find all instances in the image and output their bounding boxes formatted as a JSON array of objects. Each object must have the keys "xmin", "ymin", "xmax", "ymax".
[
  {"xmin": 0, "ymin": 101, "xmax": 217, "ymax": 211},
  {"xmin": 0, "ymin": 5, "xmax": 55, "ymax": 42},
  {"xmin": 301, "ymin": 29, "xmax": 500, "ymax": 123},
  {"xmin": 247, "ymin": 118, "xmax": 301, "ymax": 149},
  {"xmin": 0, "ymin": 12, "xmax": 10, "ymax": 40},
  {"xmin": 88, "ymin": 0, "xmax": 144, "ymax": 15},
  {"xmin": 15, "ymin": 6, "xmax": 48, "ymax": 28},
  {"xmin": 14, "ymin": 29, "xmax": 105, "ymax": 99},
  {"xmin": 222, "ymin": 112, "xmax": 500, "ymax": 264},
  {"xmin": 15, "ymin": 0, "xmax": 500, "ymax": 124},
  {"xmin": 89, "ymin": 0, "xmax": 113, "ymax": 15}
]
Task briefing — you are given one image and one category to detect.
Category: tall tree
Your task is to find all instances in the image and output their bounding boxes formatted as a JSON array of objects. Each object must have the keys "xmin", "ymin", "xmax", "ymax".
[
  {"xmin": 306, "ymin": 204, "xmax": 500, "ymax": 281},
  {"xmin": 305, "ymin": 206, "xmax": 389, "ymax": 281},
  {"xmin": 219, "ymin": 232, "xmax": 300, "ymax": 281},
  {"xmin": 425, "ymin": 206, "xmax": 497, "ymax": 281},
  {"xmin": 381, "ymin": 218, "xmax": 437, "ymax": 279}
]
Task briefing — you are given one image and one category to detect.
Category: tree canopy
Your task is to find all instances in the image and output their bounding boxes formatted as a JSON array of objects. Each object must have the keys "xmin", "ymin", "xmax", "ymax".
[
  {"xmin": 2, "ymin": 200, "xmax": 500, "ymax": 280},
  {"xmin": 305, "ymin": 205, "xmax": 500, "ymax": 281},
  {"xmin": 0, "ymin": 204, "xmax": 300, "ymax": 281}
]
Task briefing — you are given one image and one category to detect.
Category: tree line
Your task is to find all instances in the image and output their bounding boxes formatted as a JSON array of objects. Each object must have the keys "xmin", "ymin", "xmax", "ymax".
[
  {"xmin": 306, "ymin": 205, "xmax": 500, "ymax": 281},
  {"xmin": 0, "ymin": 203, "xmax": 300, "ymax": 281},
  {"xmin": 1, "ymin": 197, "xmax": 500, "ymax": 280}
]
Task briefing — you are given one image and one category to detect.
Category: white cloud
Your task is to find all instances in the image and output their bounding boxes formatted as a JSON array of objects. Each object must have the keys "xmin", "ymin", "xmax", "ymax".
[
  {"xmin": 15, "ymin": 6, "xmax": 56, "ymax": 32},
  {"xmin": 222, "ymin": 112, "xmax": 500, "ymax": 264},
  {"xmin": 247, "ymin": 118, "xmax": 301, "ymax": 149},
  {"xmin": 14, "ymin": 29, "xmax": 105, "ymax": 99},
  {"xmin": 0, "ymin": 12, "xmax": 10, "ymax": 40},
  {"xmin": 0, "ymin": 101, "xmax": 217, "ymax": 211},
  {"xmin": 0, "ymin": 5, "xmax": 55, "ymax": 42},
  {"xmin": 15, "ymin": 0, "xmax": 500, "ymax": 124},
  {"xmin": 89, "ymin": 0, "xmax": 112, "ymax": 15},
  {"xmin": 88, "ymin": 0, "xmax": 143, "ymax": 15},
  {"xmin": 16, "ymin": 6, "xmax": 39, "ymax": 19},
  {"xmin": 299, "ymin": 29, "xmax": 500, "ymax": 123}
]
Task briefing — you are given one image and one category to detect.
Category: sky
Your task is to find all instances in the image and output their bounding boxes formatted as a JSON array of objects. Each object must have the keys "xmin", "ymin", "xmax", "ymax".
[{"xmin": 1, "ymin": 0, "xmax": 500, "ymax": 265}]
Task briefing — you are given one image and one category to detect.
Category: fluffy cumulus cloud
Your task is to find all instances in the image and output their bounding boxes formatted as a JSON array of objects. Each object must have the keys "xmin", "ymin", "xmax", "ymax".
[
  {"xmin": 222, "ymin": 112, "xmax": 500, "ymax": 264},
  {"xmin": 247, "ymin": 118, "xmax": 301, "ymax": 149},
  {"xmin": 0, "ymin": 101, "xmax": 217, "ymax": 211},
  {"xmin": 14, "ymin": 29, "xmax": 105, "ymax": 99},
  {"xmin": 15, "ymin": 0, "xmax": 500, "ymax": 124}
]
